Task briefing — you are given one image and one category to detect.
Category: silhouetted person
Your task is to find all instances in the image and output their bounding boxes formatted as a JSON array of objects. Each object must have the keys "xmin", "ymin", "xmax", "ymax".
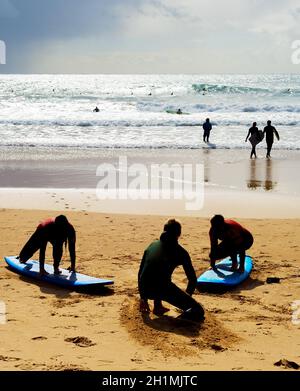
[
  {"xmin": 19, "ymin": 215, "xmax": 76, "ymax": 276},
  {"xmin": 209, "ymin": 215, "xmax": 253, "ymax": 274},
  {"xmin": 138, "ymin": 219, "xmax": 205, "ymax": 322},
  {"xmin": 245, "ymin": 122, "xmax": 261, "ymax": 159},
  {"xmin": 263, "ymin": 120, "xmax": 280, "ymax": 158},
  {"xmin": 203, "ymin": 118, "xmax": 212, "ymax": 143},
  {"xmin": 177, "ymin": 109, "xmax": 182, "ymax": 115},
  {"xmin": 93, "ymin": 107, "xmax": 100, "ymax": 112}
]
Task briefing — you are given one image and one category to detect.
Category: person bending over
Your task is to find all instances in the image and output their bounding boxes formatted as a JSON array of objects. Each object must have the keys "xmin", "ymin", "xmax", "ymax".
[
  {"xmin": 138, "ymin": 219, "xmax": 205, "ymax": 322},
  {"xmin": 18, "ymin": 215, "xmax": 76, "ymax": 276},
  {"xmin": 209, "ymin": 215, "xmax": 253, "ymax": 273}
]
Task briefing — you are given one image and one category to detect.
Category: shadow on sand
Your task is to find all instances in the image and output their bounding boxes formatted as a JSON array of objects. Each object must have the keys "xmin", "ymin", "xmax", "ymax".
[
  {"xmin": 7, "ymin": 266, "xmax": 114, "ymax": 298},
  {"xmin": 197, "ymin": 276, "xmax": 264, "ymax": 294},
  {"xmin": 141, "ymin": 311, "xmax": 203, "ymax": 338}
]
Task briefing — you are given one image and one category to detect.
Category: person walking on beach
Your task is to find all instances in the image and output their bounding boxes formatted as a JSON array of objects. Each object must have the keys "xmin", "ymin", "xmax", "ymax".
[
  {"xmin": 138, "ymin": 219, "xmax": 205, "ymax": 322},
  {"xmin": 209, "ymin": 215, "xmax": 253, "ymax": 274},
  {"xmin": 245, "ymin": 122, "xmax": 262, "ymax": 159},
  {"xmin": 18, "ymin": 215, "xmax": 76, "ymax": 276},
  {"xmin": 203, "ymin": 118, "xmax": 212, "ymax": 143},
  {"xmin": 263, "ymin": 120, "xmax": 280, "ymax": 158}
]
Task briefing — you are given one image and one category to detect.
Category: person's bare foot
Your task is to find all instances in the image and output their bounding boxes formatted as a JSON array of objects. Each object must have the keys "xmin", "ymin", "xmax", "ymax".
[
  {"xmin": 153, "ymin": 306, "xmax": 170, "ymax": 316},
  {"xmin": 231, "ymin": 264, "xmax": 238, "ymax": 272},
  {"xmin": 54, "ymin": 268, "xmax": 62, "ymax": 275},
  {"xmin": 237, "ymin": 268, "xmax": 245, "ymax": 274}
]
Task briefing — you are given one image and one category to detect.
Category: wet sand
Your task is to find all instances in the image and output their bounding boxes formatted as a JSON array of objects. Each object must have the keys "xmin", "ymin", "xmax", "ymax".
[{"xmin": 0, "ymin": 147, "xmax": 299, "ymax": 218}]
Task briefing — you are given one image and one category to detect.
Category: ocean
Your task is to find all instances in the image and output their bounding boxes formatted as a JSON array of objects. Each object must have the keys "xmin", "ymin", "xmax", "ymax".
[{"xmin": 0, "ymin": 74, "xmax": 299, "ymax": 151}]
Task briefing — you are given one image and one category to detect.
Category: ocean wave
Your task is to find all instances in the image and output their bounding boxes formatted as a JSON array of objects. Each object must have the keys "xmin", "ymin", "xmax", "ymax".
[
  {"xmin": 191, "ymin": 83, "xmax": 298, "ymax": 96},
  {"xmin": 0, "ymin": 140, "xmax": 299, "ymax": 151},
  {"xmin": 192, "ymin": 83, "xmax": 271, "ymax": 95},
  {"xmin": 1, "ymin": 118, "xmax": 300, "ymax": 128},
  {"xmin": 137, "ymin": 101, "xmax": 300, "ymax": 114}
]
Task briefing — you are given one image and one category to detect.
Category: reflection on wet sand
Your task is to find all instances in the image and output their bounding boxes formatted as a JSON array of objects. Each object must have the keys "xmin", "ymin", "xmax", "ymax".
[
  {"xmin": 247, "ymin": 159, "xmax": 277, "ymax": 191},
  {"xmin": 203, "ymin": 149, "xmax": 211, "ymax": 183}
]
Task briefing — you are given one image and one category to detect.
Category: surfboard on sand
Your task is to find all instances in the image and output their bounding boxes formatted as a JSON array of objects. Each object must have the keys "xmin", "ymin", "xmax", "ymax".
[
  {"xmin": 4, "ymin": 256, "xmax": 114, "ymax": 288},
  {"xmin": 197, "ymin": 255, "xmax": 253, "ymax": 288}
]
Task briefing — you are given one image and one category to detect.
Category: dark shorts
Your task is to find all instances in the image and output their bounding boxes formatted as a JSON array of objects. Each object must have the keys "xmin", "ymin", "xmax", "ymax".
[{"xmin": 19, "ymin": 231, "xmax": 41, "ymax": 262}]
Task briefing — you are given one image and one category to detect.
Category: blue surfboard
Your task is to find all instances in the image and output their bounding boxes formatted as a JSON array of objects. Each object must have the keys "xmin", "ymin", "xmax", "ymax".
[
  {"xmin": 197, "ymin": 255, "xmax": 253, "ymax": 287},
  {"xmin": 4, "ymin": 256, "xmax": 114, "ymax": 289}
]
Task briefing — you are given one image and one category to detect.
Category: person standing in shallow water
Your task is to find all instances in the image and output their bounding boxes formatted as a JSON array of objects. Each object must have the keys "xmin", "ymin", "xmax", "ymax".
[
  {"xmin": 245, "ymin": 122, "xmax": 261, "ymax": 159},
  {"xmin": 203, "ymin": 118, "xmax": 212, "ymax": 143},
  {"xmin": 263, "ymin": 120, "xmax": 280, "ymax": 158},
  {"xmin": 138, "ymin": 219, "xmax": 205, "ymax": 322}
]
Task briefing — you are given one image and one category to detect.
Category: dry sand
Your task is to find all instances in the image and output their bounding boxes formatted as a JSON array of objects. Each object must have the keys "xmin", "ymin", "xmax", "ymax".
[{"xmin": 1, "ymin": 209, "xmax": 300, "ymax": 371}]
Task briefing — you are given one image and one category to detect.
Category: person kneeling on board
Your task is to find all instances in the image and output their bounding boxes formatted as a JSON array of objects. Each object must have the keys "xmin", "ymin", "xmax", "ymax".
[
  {"xmin": 209, "ymin": 215, "xmax": 253, "ymax": 274},
  {"xmin": 18, "ymin": 215, "xmax": 76, "ymax": 276},
  {"xmin": 138, "ymin": 219, "xmax": 205, "ymax": 322}
]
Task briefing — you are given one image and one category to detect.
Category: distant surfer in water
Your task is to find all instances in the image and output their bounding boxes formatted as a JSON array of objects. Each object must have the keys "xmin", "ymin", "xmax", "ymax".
[
  {"xmin": 177, "ymin": 108, "xmax": 182, "ymax": 115},
  {"xmin": 138, "ymin": 219, "xmax": 205, "ymax": 322},
  {"xmin": 209, "ymin": 215, "xmax": 253, "ymax": 274},
  {"xmin": 18, "ymin": 215, "xmax": 76, "ymax": 276},
  {"xmin": 245, "ymin": 122, "xmax": 262, "ymax": 159},
  {"xmin": 263, "ymin": 120, "xmax": 280, "ymax": 158},
  {"xmin": 93, "ymin": 106, "xmax": 100, "ymax": 112},
  {"xmin": 203, "ymin": 118, "xmax": 212, "ymax": 143}
]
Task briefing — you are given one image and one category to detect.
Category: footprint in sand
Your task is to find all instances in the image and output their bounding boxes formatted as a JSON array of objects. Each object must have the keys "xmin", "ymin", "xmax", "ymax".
[
  {"xmin": 32, "ymin": 336, "xmax": 48, "ymax": 341},
  {"xmin": 64, "ymin": 336, "xmax": 96, "ymax": 348},
  {"xmin": 0, "ymin": 355, "xmax": 20, "ymax": 362}
]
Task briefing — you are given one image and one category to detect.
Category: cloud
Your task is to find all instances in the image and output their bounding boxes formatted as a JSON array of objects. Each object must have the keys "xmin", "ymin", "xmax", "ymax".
[{"xmin": 0, "ymin": 0, "xmax": 300, "ymax": 73}]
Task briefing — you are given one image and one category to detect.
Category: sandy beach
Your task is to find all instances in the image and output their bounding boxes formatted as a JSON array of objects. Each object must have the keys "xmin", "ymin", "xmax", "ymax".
[{"xmin": 1, "ymin": 208, "xmax": 300, "ymax": 371}]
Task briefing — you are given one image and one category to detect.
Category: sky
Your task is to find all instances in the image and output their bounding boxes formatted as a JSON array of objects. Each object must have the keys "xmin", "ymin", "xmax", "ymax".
[{"xmin": 0, "ymin": 0, "xmax": 300, "ymax": 73}]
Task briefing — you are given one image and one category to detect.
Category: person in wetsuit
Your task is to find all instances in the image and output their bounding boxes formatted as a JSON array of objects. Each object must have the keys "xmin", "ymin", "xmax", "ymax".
[
  {"xmin": 263, "ymin": 120, "xmax": 280, "ymax": 158},
  {"xmin": 209, "ymin": 215, "xmax": 253, "ymax": 273},
  {"xmin": 138, "ymin": 219, "xmax": 205, "ymax": 322},
  {"xmin": 245, "ymin": 122, "xmax": 261, "ymax": 159},
  {"xmin": 203, "ymin": 118, "xmax": 212, "ymax": 143},
  {"xmin": 93, "ymin": 106, "xmax": 100, "ymax": 112},
  {"xmin": 19, "ymin": 215, "xmax": 76, "ymax": 275}
]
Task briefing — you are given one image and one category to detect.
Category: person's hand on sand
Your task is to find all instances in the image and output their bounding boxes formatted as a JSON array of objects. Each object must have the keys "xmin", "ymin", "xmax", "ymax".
[{"xmin": 139, "ymin": 299, "xmax": 150, "ymax": 314}]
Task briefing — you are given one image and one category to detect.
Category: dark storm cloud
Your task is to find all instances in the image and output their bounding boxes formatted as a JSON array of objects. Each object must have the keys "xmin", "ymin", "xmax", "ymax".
[
  {"xmin": 0, "ymin": 0, "xmax": 147, "ymax": 71},
  {"xmin": 0, "ymin": 0, "xmax": 141, "ymax": 43}
]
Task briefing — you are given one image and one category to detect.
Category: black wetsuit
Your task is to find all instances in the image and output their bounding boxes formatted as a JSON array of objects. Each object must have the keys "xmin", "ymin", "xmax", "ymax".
[
  {"xmin": 264, "ymin": 125, "xmax": 279, "ymax": 157},
  {"xmin": 203, "ymin": 122, "xmax": 212, "ymax": 142},
  {"xmin": 138, "ymin": 233, "xmax": 203, "ymax": 314}
]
